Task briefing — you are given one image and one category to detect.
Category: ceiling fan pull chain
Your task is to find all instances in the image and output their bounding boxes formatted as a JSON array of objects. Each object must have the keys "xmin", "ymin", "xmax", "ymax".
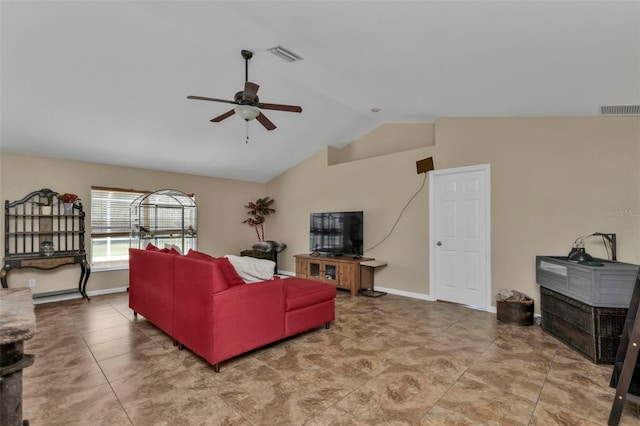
[{"xmin": 245, "ymin": 121, "xmax": 249, "ymax": 143}]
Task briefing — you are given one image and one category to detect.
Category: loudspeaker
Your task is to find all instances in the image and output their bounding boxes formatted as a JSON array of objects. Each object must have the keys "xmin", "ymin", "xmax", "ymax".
[{"xmin": 416, "ymin": 157, "xmax": 434, "ymax": 174}]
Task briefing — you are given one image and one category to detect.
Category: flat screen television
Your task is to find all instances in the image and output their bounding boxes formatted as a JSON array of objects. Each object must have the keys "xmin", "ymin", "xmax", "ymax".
[{"xmin": 309, "ymin": 211, "xmax": 363, "ymax": 257}]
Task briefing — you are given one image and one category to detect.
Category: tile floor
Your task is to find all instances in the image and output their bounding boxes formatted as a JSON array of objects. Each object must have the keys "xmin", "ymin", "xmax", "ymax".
[{"xmin": 22, "ymin": 290, "xmax": 640, "ymax": 425}]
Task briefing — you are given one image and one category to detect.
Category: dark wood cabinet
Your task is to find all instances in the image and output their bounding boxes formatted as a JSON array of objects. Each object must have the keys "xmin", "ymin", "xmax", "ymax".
[{"xmin": 2, "ymin": 189, "xmax": 90, "ymax": 299}]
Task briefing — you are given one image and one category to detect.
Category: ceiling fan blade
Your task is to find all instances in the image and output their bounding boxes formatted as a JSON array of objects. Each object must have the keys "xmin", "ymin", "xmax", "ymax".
[
  {"xmin": 210, "ymin": 109, "xmax": 236, "ymax": 122},
  {"xmin": 187, "ymin": 95, "xmax": 237, "ymax": 105},
  {"xmin": 256, "ymin": 112, "xmax": 276, "ymax": 131},
  {"xmin": 259, "ymin": 103, "xmax": 302, "ymax": 113},
  {"xmin": 243, "ymin": 82, "xmax": 259, "ymax": 102}
]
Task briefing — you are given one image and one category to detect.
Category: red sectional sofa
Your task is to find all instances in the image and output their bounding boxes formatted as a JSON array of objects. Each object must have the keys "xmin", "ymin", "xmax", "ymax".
[{"xmin": 128, "ymin": 248, "xmax": 336, "ymax": 371}]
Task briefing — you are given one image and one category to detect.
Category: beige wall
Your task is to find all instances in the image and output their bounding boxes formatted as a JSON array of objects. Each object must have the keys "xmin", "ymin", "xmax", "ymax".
[
  {"xmin": 0, "ymin": 152, "xmax": 264, "ymax": 295},
  {"xmin": 3, "ymin": 117, "xmax": 638, "ymax": 311},
  {"xmin": 433, "ymin": 117, "xmax": 640, "ymax": 307},
  {"xmin": 330, "ymin": 123, "xmax": 435, "ymax": 165},
  {"xmin": 267, "ymin": 122, "xmax": 437, "ymax": 296},
  {"xmin": 268, "ymin": 117, "xmax": 640, "ymax": 310}
]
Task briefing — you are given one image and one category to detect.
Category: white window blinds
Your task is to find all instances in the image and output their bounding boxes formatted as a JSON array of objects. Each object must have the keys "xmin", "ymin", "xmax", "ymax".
[{"xmin": 91, "ymin": 187, "xmax": 148, "ymax": 238}]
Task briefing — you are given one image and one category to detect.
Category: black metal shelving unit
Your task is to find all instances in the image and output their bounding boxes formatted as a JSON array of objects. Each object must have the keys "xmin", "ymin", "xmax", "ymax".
[{"xmin": 2, "ymin": 188, "xmax": 90, "ymax": 300}]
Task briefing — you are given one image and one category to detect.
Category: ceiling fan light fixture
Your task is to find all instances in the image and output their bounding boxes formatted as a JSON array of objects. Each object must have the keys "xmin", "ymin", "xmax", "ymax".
[
  {"xmin": 188, "ymin": 49, "xmax": 301, "ymax": 130},
  {"xmin": 268, "ymin": 45, "xmax": 303, "ymax": 62},
  {"xmin": 235, "ymin": 105, "xmax": 260, "ymax": 121}
]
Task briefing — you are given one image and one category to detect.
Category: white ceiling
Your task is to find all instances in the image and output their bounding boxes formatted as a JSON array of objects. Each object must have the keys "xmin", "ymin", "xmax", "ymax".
[{"xmin": 2, "ymin": 1, "xmax": 639, "ymax": 183}]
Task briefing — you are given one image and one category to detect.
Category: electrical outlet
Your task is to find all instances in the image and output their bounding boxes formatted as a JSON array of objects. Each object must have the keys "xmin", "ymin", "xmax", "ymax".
[{"xmin": 28, "ymin": 278, "xmax": 36, "ymax": 288}]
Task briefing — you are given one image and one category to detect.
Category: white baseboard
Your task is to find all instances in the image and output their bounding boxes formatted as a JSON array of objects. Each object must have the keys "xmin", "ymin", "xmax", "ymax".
[
  {"xmin": 371, "ymin": 287, "xmax": 501, "ymax": 314},
  {"xmin": 279, "ymin": 270, "xmax": 436, "ymax": 301},
  {"xmin": 31, "ymin": 282, "xmax": 513, "ymax": 320},
  {"xmin": 89, "ymin": 286, "xmax": 129, "ymax": 297},
  {"xmin": 278, "ymin": 272, "xmax": 436, "ymax": 302},
  {"xmin": 369, "ymin": 285, "xmax": 435, "ymax": 301},
  {"xmin": 32, "ymin": 286, "xmax": 128, "ymax": 304}
]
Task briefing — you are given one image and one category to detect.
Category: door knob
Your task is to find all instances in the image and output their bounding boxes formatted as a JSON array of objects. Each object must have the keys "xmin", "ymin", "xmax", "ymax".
[{"xmin": 436, "ymin": 241, "xmax": 442, "ymax": 246}]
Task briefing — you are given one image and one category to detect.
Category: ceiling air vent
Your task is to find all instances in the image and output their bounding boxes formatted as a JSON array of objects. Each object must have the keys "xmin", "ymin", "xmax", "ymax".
[
  {"xmin": 600, "ymin": 105, "xmax": 640, "ymax": 116},
  {"xmin": 267, "ymin": 46, "xmax": 303, "ymax": 62}
]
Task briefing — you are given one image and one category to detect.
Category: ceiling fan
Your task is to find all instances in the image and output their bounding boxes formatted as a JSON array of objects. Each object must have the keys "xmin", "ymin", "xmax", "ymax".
[{"xmin": 187, "ymin": 50, "xmax": 302, "ymax": 131}]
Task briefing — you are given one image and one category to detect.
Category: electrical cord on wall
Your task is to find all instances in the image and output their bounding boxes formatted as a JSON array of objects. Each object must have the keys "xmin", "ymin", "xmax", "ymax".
[{"xmin": 364, "ymin": 172, "xmax": 428, "ymax": 253}]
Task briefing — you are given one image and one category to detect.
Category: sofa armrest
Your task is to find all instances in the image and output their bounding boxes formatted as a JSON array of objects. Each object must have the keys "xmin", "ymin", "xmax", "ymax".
[
  {"xmin": 129, "ymin": 248, "xmax": 176, "ymax": 335},
  {"xmin": 210, "ymin": 281, "xmax": 285, "ymax": 363},
  {"xmin": 172, "ymin": 256, "xmax": 285, "ymax": 365}
]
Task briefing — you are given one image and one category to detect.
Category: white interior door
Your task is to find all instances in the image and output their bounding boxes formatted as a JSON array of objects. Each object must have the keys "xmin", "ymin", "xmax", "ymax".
[{"xmin": 429, "ymin": 164, "xmax": 491, "ymax": 308}]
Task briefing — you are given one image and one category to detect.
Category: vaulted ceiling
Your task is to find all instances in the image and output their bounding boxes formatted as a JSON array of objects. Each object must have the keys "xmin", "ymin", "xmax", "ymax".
[{"xmin": 2, "ymin": 1, "xmax": 638, "ymax": 182}]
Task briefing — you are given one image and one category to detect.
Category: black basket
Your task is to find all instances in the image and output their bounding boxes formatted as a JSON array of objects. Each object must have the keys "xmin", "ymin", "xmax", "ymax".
[{"xmin": 540, "ymin": 286, "xmax": 627, "ymax": 364}]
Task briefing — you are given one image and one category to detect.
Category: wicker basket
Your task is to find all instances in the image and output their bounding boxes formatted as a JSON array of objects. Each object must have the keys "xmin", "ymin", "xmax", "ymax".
[
  {"xmin": 496, "ymin": 300, "xmax": 534, "ymax": 325},
  {"xmin": 540, "ymin": 286, "xmax": 627, "ymax": 364}
]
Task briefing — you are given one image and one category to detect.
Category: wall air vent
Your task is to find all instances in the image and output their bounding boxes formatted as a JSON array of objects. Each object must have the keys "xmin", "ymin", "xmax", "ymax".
[
  {"xmin": 600, "ymin": 105, "xmax": 640, "ymax": 116},
  {"xmin": 267, "ymin": 46, "xmax": 303, "ymax": 62}
]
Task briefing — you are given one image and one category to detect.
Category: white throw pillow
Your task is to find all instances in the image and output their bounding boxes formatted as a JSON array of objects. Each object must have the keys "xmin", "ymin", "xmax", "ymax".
[{"xmin": 224, "ymin": 255, "xmax": 275, "ymax": 283}]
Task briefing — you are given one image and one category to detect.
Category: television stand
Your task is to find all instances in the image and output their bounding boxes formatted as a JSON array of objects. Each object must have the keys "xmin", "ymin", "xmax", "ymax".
[{"xmin": 295, "ymin": 254, "xmax": 373, "ymax": 296}]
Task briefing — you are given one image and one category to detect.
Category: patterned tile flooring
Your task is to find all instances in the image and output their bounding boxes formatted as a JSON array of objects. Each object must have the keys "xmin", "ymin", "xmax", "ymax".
[{"xmin": 22, "ymin": 290, "xmax": 640, "ymax": 425}]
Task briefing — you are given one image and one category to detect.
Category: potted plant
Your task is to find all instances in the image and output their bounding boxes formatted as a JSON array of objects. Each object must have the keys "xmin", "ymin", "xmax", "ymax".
[
  {"xmin": 242, "ymin": 197, "xmax": 275, "ymax": 242},
  {"xmin": 57, "ymin": 193, "xmax": 80, "ymax": 215}
]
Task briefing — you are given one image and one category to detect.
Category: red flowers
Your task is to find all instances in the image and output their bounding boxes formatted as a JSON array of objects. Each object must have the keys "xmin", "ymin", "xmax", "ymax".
[{"xmin": 57, "ymin": 193, "xmax": 80, "ymax": 203}]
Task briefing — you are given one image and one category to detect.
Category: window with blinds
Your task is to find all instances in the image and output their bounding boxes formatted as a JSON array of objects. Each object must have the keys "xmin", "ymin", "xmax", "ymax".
[{"xmin": 91, "ymin": 186, "xmax": 148, "ymax": 269}]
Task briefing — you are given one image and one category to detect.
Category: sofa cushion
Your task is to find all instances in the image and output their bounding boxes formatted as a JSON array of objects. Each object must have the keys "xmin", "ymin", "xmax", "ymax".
[
  {"xmin": 225, "ymin": 254, "xmax": 275, "ymax": 283},
  {"xmin": 187, "ymin": 250, "xmax": 245, "ymax": 287},
  {"xmin": 177, "ymin": 255, "xmax": 230, "ymax": 293},
  {"xmin": 251, "ymin": 240, "xmax": 287, "ymax": 253},
  {"xmin": 284, "ymin": 278, "xmax": 336, "ymax": 312},
  {"xmin": 186, "ymin": 249, "xmax": 215, "ymax": 261},
  {"xmin": 251, "ymin": 241, "xmax": 273, "ymax": 252},
  {"xmin": 146, "ymin": 242, "xmax": 169, "ymax": 253},
  {"xmin": 217, "ymin": 257, "xmax": 246, "ymax": 287}
]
